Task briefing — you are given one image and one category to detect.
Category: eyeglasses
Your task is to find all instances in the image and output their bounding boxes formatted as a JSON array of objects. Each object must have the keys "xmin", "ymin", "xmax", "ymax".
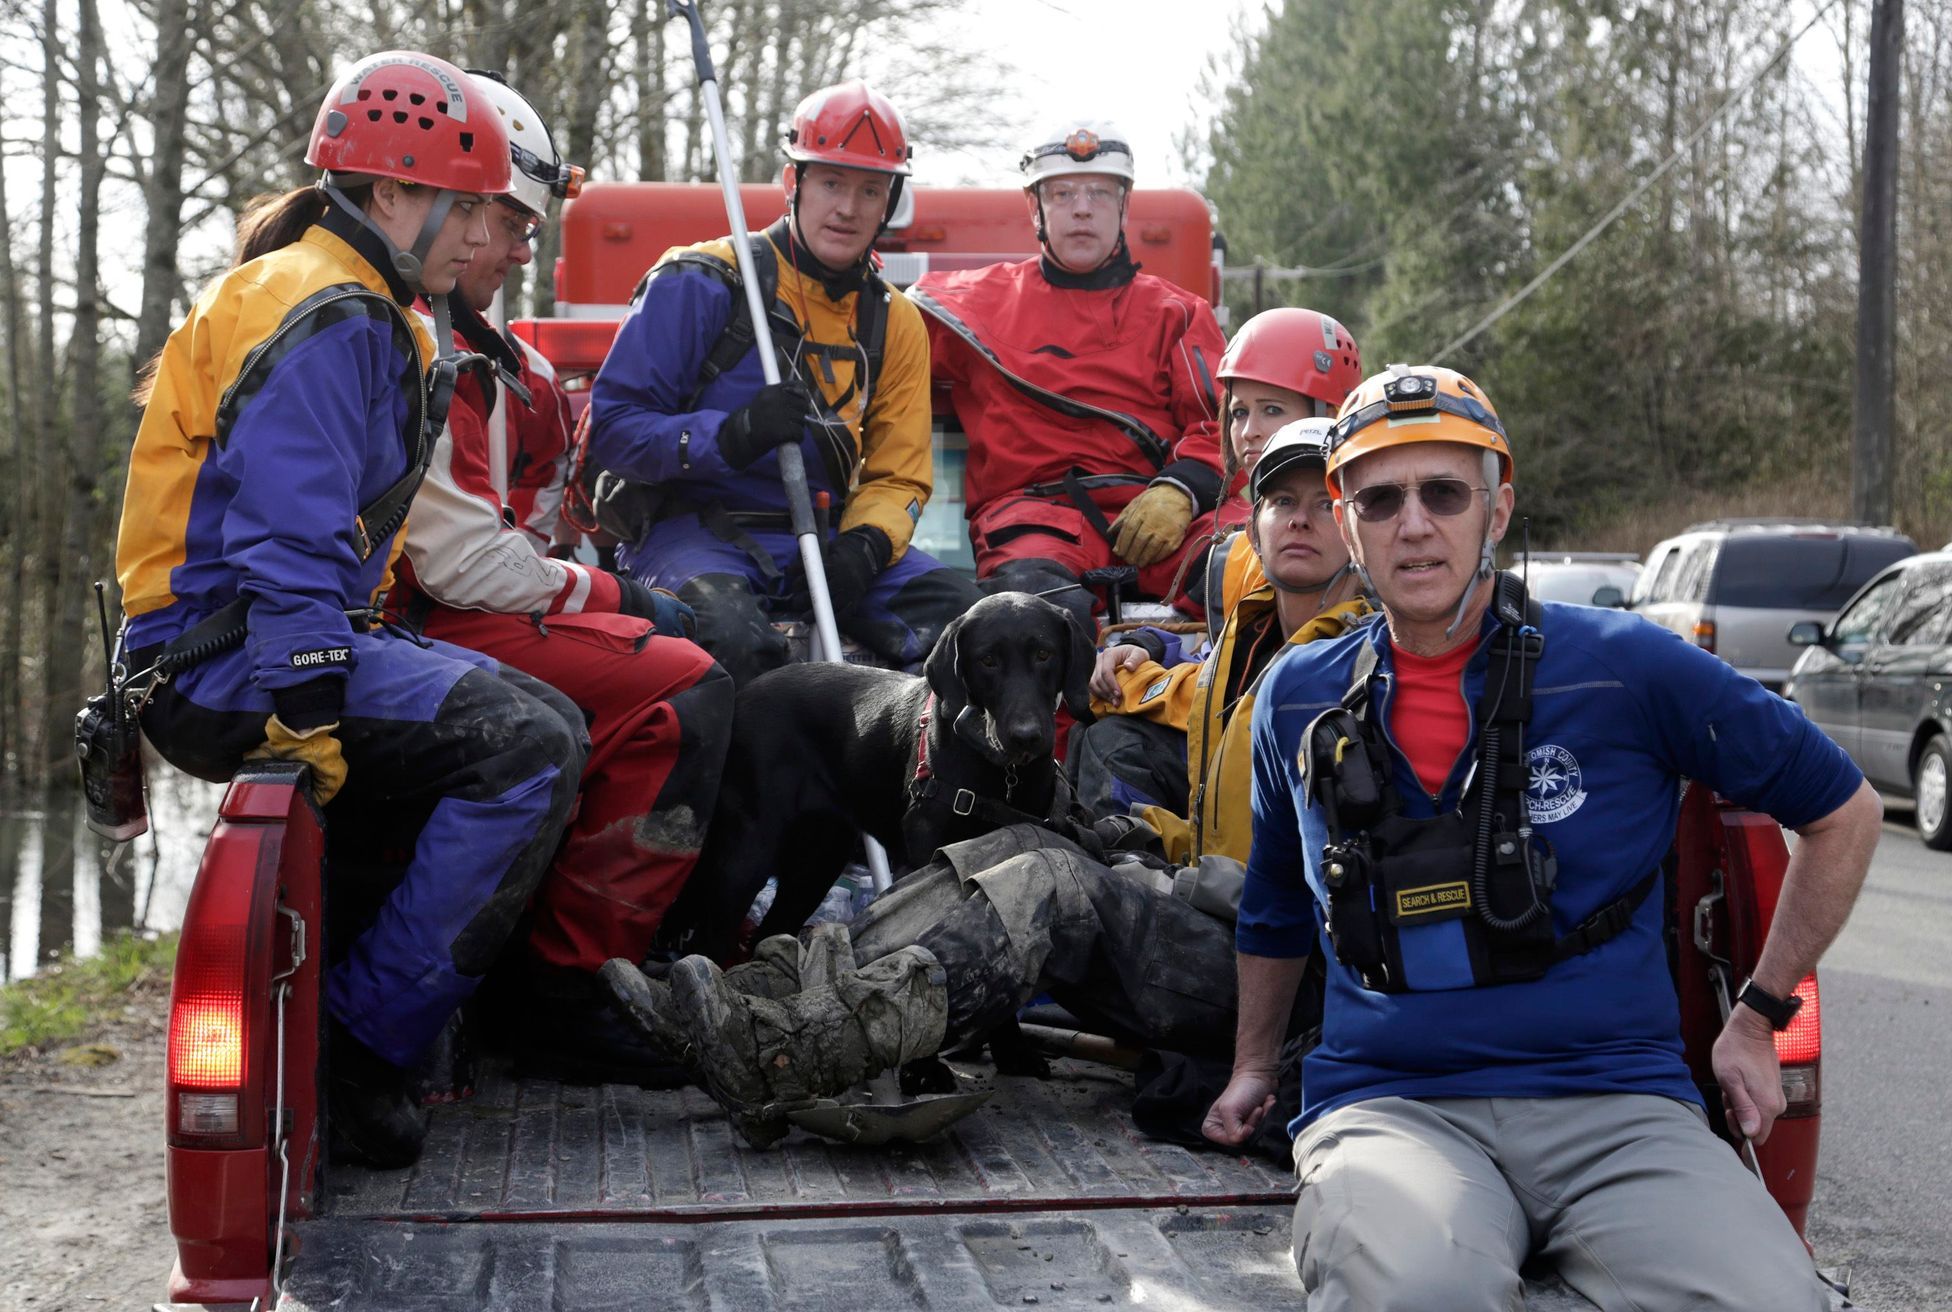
[
  {"xmin": 494, "ymin": 196, "xmax": 544, "ymax": 245},
  {"xmin": 1344, "ymin": 478, "xmax": 1487, "ymax": 523},
  {"xmin": 1040, "ymin": 181, "xmax": 1123, "ymax": 209}
]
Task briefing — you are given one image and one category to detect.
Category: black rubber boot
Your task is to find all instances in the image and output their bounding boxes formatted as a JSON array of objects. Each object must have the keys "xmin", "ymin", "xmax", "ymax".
[
  {"xmin": 508, "ymin": 962, "xmax": 692, "ymax": 1089},
  {"xmin": 327, "ymin": 1020, "xmax": 429, "ymax": 1170}
]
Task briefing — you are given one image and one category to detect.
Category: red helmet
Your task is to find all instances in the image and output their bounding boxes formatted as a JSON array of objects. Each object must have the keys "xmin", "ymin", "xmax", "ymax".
[
  {"xmin": 1218, "ymin": 308, "xmax": 1362, "ymax": 414},
  {"xmin": 784, "ymin": 81, "xmax": 913, "ymax": 179},
  {"xmin": 307, "ymin": 51, "xmax": 513, "ymax": 197}
]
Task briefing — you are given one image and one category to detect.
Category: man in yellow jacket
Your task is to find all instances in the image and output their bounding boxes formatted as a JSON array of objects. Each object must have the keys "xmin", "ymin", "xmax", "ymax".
[
  {"xmin": 603, "ymin": 421, "xmax": 1371, "ymax": 1149},
  {"xmin": 1074, "ymin": 419, "xmax": 1368, "ymax": 841}
]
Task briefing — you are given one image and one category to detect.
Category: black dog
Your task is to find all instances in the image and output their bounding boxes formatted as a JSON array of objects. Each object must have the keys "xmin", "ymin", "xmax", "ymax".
[{"xmin": 666, "ymin": 592, "xmax": 1096, "ymax": 962}]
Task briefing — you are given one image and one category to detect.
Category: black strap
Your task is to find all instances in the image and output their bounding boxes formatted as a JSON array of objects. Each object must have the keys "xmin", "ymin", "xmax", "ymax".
[
  {"xmin": 1552, "ymin": 870, "xmax": 1659, "ymax": 962},
  {"xmin": 155, "ymin": 598, "xmax": 253, "ymax": 674},
  {"xmin": 910, "ymin": 286, "xmax": 1171, "ymax": 470},
  {"xmin": 696, "ymin": 501, "xmax": 785, "ymax": 582},
  {"xmin": 1060, "ymin": 468, "xmax": 1123, "ymax": 546}
]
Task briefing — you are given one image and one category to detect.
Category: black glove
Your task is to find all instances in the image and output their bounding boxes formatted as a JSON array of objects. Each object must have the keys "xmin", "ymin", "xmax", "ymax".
[
  {"xmin": 614, "ymin": 573, "xmax": 698, "ymax": 639},
  {"xmin": 782, "ymin": 525, "xmax": 891, "ymax": 619},
  {"xmin": 717, "ymin": 380, "xmax": 811, "ymax": 470}
]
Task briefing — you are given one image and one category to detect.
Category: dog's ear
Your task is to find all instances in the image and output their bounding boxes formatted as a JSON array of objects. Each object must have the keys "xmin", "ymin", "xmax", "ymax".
[
  {"xmin": 1060, "ymin": 609, "xmax": 1097, "ymax": 725},
  {"xmin": 924, "ymin": 613, "xmax": 969, "ymax": 710}
]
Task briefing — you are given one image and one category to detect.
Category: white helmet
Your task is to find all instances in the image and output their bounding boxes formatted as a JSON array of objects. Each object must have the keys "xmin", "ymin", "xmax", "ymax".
[
  {"xmin": 467, "ymin": 70, "xmax": 582, "ymax": 217},
  {"xmin": 1019, "ymin": 119, "xmax": 1135, "ymax": 189},
  {"xmin": 1249, "ymin": 418, "xmax": 1335, "ymax": 501}
]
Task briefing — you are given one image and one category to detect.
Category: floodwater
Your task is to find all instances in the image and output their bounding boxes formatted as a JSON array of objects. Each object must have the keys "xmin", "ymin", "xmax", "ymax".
[{"xmin": 0, "ymin": 753, "xmax": 224, "ymax": 981}]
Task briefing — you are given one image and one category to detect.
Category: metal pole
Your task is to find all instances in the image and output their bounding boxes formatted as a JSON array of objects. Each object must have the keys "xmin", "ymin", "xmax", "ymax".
[
  {"xmin": 1853, "ymin": 0, "xmax": 1901, "ymax": 526},
  {"xmin": 667, "ymin": 0, "xmax": 893, "ymax": 891},
  {"xmin": 487, "ymin": 285, "xmax": 510, "ymax": 513}
]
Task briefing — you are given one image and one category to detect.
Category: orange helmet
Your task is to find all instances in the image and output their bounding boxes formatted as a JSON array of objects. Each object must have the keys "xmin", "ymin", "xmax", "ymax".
[
  {"xmin": 307, "ymin": 52, "xmax": 513, "ymax": 197},
  {"xmin": 1326, "ymin": 364, "xmax": 1511, "ymax": 493},
  {"xmin": 1219, "ymin": 308, "xmax": 1362, "ymax": 414}
]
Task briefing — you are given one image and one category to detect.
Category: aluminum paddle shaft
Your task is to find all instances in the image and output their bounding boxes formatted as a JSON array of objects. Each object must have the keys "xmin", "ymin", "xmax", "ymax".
[{"xmin": 669, "ymin": 0, "xmax": 893, "ymax": 891}]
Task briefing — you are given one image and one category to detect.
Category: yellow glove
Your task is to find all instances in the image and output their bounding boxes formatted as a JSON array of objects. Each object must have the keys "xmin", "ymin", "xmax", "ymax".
[
  {"xmin": 245, "ymin": 716, "xmax": 348, "ymax": 806},
  {"xmin": 1108, "ymin": 484, "xmax": 1196, "ymax": 567}
]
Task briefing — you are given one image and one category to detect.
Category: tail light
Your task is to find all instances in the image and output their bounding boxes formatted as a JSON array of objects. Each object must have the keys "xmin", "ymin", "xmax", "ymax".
[
  {"xmin": 1693, "ymin": 618, "xmax": 1717, "ymax": 652},
  {"xmin": 1774, "ymin": 974, "xmax": 1821, "ymax": 1115},
  {"xmin": 167, "ymin": 821, "xmax": 277, "ymax": 1149}
]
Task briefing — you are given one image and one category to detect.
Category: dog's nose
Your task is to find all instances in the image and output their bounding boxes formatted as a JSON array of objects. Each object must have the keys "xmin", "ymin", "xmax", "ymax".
[{"xmin": 1002, "ymin": 716, "xmax": 1048, "ymax": 756}]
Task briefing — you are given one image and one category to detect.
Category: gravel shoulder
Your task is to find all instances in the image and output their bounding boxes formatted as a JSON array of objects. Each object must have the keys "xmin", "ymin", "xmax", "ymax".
[{"xmin": 0, "ymin": 978, "xmax": 173, "ymax": 1310}]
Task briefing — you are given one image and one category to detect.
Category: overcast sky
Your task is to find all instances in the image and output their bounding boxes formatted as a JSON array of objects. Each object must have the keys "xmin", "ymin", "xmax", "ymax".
[{"xmin": 907, "ymin": 0, "xmax": 1259, "ymax": 189}]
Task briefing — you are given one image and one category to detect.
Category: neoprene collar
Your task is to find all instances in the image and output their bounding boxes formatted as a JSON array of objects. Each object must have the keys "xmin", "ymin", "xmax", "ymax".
[
  {"xmin": 1039, "ymin": 235, "xmax": 1140, "ymax": 290},
  {"xmin": 771, "ymin": 216, "xmax": 868, "ymax": 300},
  {"xmin": 318, "ymin": 201, "xmax": 417, "ymax": 306}
]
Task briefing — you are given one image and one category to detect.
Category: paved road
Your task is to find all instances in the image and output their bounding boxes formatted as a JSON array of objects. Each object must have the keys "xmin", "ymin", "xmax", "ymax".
[{"xmin": 1806, "ymin": 806, "xmax": 1952, "ymax": 1312}]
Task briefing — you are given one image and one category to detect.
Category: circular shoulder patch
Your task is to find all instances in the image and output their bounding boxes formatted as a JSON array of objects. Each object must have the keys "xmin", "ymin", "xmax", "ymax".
[{"xmin": 1525, "ymin": 743, "xmax": 1586, "ymax": 824}]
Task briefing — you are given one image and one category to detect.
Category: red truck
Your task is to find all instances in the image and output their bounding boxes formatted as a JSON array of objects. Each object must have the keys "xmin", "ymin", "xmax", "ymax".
[{"xmin": 153, "ymin": 184, "xmax": 1842, "ymax": 1311}]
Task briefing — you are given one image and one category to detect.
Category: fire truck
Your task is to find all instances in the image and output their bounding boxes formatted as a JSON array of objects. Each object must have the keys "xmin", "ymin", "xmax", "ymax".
[{"xmin": 151, "ymin": 184, "xmax": 1842, "ymax": 1310}]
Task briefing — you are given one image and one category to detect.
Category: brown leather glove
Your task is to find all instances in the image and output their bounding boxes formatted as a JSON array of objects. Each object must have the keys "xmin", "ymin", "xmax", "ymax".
[
  {"xmin": 245, "ymin": 715, "xmax": 348, "ymax": 806},
  {"xmin": 1108, "ymin": 484, "xmax": 1196, "ymax": 567}
]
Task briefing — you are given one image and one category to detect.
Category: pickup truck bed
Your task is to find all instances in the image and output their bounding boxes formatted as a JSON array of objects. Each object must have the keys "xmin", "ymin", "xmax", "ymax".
[{"xmin": 279, "ymin": 1058, "xmax": 1638, "ymax": 1311}]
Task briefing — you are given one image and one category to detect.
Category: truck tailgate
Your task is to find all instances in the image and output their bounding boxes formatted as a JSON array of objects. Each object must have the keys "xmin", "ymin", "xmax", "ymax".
[{"xmin": 273, "ymin": 1060, "xmax": 1829, "ymax": 1311}]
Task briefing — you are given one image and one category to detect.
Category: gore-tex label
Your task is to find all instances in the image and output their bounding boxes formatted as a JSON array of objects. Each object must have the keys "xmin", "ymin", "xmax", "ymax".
[{"xmin": 290, "ymin": 647, "xmax": 351, "ymax": 669}]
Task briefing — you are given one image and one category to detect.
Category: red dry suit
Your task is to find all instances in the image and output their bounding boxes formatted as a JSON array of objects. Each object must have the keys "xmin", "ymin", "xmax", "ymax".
[
  {"xmin": 911, "ymin": 254, "xmax": 1229, "ymax": 604},
  {"xmin": 391, "ymin": 301, "xmax": 731, "ymax": 973}
]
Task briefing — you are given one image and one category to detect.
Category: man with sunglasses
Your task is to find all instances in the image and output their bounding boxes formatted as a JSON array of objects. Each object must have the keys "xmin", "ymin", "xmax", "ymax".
[
  {"xmin": 390, "ymin": 71, "xmax": 734, "ymax": 1086},
  {"xmin": 1214, "ymin": 364, "xmax": 1880, "ymax": 1309},
  {"xmin": 909, "ymin": 121, "xmax": 1228, "ymax": 632}
]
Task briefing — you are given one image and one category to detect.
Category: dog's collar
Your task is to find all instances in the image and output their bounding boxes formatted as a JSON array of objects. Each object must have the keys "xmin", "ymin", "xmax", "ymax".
[{"xmin": 908, "ymin": 692, "xmax": 1072, "ymax": 827}]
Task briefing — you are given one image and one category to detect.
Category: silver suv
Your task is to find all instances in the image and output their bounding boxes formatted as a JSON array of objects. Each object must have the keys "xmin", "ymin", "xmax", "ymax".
[{"xmin": 1631, "ymin": 520, "xmax": 1916, "ymax": 691}]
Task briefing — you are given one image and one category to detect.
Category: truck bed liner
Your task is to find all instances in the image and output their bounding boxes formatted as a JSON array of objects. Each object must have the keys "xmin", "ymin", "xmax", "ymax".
[{"xmin": 279, "ymin": 1059, "xmax": 1845, "ymax": 1310}]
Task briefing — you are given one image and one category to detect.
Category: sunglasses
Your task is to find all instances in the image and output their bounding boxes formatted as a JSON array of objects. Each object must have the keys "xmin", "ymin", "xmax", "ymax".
[{"xmin": 1344, "ymin": 478, "xmax": 1487, "ymax": 523}]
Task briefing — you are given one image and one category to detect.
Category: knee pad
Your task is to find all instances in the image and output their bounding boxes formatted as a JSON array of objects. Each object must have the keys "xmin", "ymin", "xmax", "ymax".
[
  {"xmin": 676, "ymin": 573, "xmax": 788, "ymax": 688},
  {"xmin": 968, "ymin": 849, "xmax": 1099, "ymax": 978}
]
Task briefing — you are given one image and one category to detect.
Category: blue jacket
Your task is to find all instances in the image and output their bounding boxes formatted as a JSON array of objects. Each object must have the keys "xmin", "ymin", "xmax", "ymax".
[
  {"xmin": 118, "ymin": 207, "xmax": 433, "ymax": 722},
  {"xmin": 1240, "ymin": 601, "xmax": 1862, "ymax": 1130},
  {"xmin": 586, "ymin": 222, "xmax": 935, "ymax": 559}
]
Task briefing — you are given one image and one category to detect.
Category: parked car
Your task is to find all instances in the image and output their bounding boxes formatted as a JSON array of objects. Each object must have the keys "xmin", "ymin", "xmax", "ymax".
[
  {"xmin": 1522, "ymin": 552, "xmax": 1640, "ymax": 608},
  {"xmin": 1631, "ymin": 520, "xmax": 1916, "ymax": 690},
  {"xmin": 1784, "ymin": 548, "xmax": 1952, "ymax": 848}
]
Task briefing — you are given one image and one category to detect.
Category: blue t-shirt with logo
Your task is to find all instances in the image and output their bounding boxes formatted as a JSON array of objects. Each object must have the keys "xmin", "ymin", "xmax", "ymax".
[{"xmin": 1239, "ymin": 601, "xmax": 1862, "ymax": 1132}]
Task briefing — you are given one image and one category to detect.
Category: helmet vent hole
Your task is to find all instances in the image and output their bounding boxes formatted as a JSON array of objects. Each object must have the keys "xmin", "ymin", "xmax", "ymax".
[
  {"xmin": 392, "ymin": 110, "xmax": 408, "ymax": 124},
  {"xmin": 382, "ymin": 88, "xmax": 398, "ymax": 101},
  {"xmin": 357, "ymin": 88, "xmax": 372, "ymax": 101},
  {"xmin": 409, "ymin": 91, "xmax": 425, "ymax": 106},
  {"xmin": 435, "ymin": 100, "xmax": 448, "ymax": 115},
  {"xmin": 418, "ymin": 116, "xmax": 434, "ymax": 130},
  {"xmin": 459, "ymin": 132, "xmax": 474, "ymax": 153},
  {"xmin": 366, "ymin": 109, "xmax": 382, "ymax": 123}
]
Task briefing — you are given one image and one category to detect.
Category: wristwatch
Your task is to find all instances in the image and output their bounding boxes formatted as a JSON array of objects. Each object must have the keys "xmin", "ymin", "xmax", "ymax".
[{"xmin": 1734, "ymin": 977, "xmax": 1803, "ymax": 1030}]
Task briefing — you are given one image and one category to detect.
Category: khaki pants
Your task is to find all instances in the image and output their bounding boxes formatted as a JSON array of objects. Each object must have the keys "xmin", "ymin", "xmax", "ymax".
[{"xmin": 1290, "ymin": 1094, "xmax": 1827, "ymax": 1312}]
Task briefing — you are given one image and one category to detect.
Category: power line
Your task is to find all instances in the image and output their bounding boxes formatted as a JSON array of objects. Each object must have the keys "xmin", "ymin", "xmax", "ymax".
[{"xmin": 1431, "ymin": 0, "xmax": 1846, "ymax": 364}]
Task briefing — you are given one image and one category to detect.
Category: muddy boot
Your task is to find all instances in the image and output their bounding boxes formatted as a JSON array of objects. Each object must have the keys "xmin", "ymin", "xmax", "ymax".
[
  {"xmin": 719, "ymin": 933, "xmax": 805, "ymax": 999},
  {"xmin": 327, "ymin": 1020, "xmax": 429, "ymax": 1170},
  {"xmin": 666, "ymin": 944, "xmax": 950, "ymax": 1149}
]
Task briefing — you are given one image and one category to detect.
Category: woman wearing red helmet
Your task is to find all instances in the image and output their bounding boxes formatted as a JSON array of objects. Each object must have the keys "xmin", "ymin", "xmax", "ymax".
[
  {"xmin": 115, "ymin": 52, "xmax": 588, "ymax": 1168},
  {"xmin": 589, "ymin": 81, "xmax": 979, "ymax": 687}
]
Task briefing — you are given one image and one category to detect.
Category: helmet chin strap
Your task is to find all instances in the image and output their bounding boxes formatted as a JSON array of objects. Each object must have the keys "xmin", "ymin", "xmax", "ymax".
[
  {"xmin": 320, "ymin": 175, "xmax": 457, "ymax": 297},
  {"xmin": 1443, "ymin": 535, "xmax": 1498, "ymax": 641}
]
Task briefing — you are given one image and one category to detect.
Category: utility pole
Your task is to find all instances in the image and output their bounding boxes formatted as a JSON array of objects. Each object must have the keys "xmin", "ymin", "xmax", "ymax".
[{"xmin": 1853, "ymin": 0, "xmax": 1901, "ymax": 526}]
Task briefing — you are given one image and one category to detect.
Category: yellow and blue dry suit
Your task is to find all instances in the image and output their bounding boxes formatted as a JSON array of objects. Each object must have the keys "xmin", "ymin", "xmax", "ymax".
[
  {"xmin": 116, "ymin": 204, "xmax": 587, "ymax": 1068},
  {"xmin": 587, "ymin": 218, "xmax": 979, "ymax": 686}
]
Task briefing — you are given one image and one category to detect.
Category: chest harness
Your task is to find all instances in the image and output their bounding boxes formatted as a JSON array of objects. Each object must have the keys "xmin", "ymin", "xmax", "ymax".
[
  {"xmin": 1302, "ymin": 574, "xmax": 1656, "ymax": 993},
  {"xmin": 579, "ymin": 231, "xmax": 891, "ymax": 565}
]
